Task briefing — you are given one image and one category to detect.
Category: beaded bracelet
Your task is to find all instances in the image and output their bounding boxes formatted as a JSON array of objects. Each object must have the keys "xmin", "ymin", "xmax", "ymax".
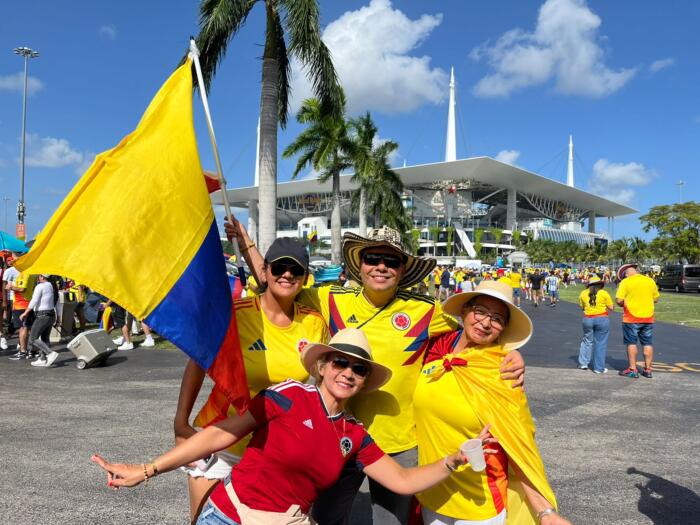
[
  {"xmin": 142, "ymin": 463, "xmax": 149, "ymax": 483},
  {"xmin": 537, "ymin": 508, "xmax": 557, "ymax": 522}
]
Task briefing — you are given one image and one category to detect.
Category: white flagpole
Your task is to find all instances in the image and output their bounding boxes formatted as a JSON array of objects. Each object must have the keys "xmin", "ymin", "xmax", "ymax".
[{"xmin": 188, "ymin": 38, "xmax": 245, "ymax": 281}]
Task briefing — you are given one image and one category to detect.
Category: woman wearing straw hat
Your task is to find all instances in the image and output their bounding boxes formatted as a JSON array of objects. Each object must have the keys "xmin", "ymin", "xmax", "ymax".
[
  {"xmin": 576, "ymin": 275, "xmax": 614, "ymax": 374},
  {"xmin": 92, "ymin": 329, "xmax": 496, "ymax": 525},
  {"xmin": 414, "ymin": 281, "xmax": 571, "ymax": 525}
]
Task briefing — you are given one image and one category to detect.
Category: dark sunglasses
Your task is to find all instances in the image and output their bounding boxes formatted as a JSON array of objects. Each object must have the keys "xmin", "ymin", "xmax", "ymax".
[
  {"xmin": 270, "ymin": 261, "xmax": 306, "ymax": 277},
  {"xmin": 361, "ymin": 252, "xmax": 404, "ymax": 269},
  {"xmin": 329, "ymin": 355, "xmax": 370, "ymax": 378}
]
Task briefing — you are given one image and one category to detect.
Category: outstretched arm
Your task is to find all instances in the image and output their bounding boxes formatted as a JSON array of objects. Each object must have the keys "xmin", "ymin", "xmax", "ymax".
[
  {"xmin": 224, "ymin": 216, "xmax": 265, "ymax": 287},
  {"xmin": 92, "ymin": 411, "xmax": 257, "ymax": 488},
  {"xmin": 364, "ymin": 425, "xmax": 498, "ymax": 495}
]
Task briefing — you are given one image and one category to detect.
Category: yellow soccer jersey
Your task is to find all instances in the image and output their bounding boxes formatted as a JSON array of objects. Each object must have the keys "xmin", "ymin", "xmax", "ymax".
[
  {"xmin": 298, "ymin": 286, "xmax": 458, "ymax": 453},
  {"xmin": 195, "ymin": 295, "xmax": 328, "ymax": 456}
]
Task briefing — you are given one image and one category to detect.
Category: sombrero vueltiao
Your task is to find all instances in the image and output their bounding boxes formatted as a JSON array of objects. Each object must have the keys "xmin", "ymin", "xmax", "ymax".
[{"xmin": 342, "ymin": 227, "xmax": 435, "ymax": 289}]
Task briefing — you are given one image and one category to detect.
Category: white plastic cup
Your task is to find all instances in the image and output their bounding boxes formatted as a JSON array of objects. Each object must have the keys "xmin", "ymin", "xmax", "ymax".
[{"xmin": 460, "ymin": 438, "xmax": 486, "ymax": 472}]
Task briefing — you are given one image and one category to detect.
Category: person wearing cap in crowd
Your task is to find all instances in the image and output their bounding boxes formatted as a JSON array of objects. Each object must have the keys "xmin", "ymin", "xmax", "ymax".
[
  {"xmin": 616, "ymin": 263, "xmax": 659, "ymax": 379},
  {"xmin": 21, "ymin": 274, "xmax": 60, "ymax": 368},
  {"xmin": 576, "ymin": 276, "xmax": 614, "ymax": 374},
  {"xmin": 415, "ymin": 281, "xmax": 571, "ymax": 525},
  {"xmin": 93, "ymin": 328, "xmax": 497, "ymax": 525},
  {"xmin": 226, "ymin": 218, "xmax": 525, "ymax": 525},
  {"xmin": 173, "ymin": 237, "xmax": 328, "ymax": 523}
]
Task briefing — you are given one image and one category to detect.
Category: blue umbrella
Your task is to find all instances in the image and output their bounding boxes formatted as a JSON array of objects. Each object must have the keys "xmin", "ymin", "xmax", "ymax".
[{"xmin": 0, "ymin": 231, "xmax": 29, "ymax": 253}]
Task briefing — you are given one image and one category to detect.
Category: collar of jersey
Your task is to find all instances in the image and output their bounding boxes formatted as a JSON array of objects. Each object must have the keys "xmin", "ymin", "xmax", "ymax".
[{"xmin": 314, "ymin": 386, "xmax": 346, "ymax": 421}]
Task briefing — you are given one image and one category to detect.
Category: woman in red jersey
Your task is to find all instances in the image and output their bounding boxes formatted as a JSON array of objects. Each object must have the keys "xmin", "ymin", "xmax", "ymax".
[{"xmin": 93, "ymin": 329, "xmax": 494, "ymax": 525}]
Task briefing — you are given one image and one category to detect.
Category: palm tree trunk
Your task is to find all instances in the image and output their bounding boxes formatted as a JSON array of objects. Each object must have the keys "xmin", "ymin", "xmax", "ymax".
[
  {"xmin": 331, "ymin": 170, "xmax": 342, "ymax": 264},
  {"xmin": 257, "ymin": 21, "xmax": 280, "ymax": 256},
  {"xmin": 358, "ymin": 187, "xmax": 367, "ymax": 236}
]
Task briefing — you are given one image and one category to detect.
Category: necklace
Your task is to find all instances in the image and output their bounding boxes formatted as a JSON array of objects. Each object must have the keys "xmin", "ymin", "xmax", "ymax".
[{"xmin": 329, "ymin": 414, "xmax": 352, "ymax": 457}]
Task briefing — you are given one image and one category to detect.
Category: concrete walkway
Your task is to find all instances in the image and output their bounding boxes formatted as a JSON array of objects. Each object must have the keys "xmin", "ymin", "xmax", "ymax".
[{"xmin": 0, "ymin": 303, "xmax": 698, "ymax": 524}]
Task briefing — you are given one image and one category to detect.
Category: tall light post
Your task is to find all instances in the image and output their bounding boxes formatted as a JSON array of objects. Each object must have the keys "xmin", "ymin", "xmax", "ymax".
[
  {"xmin": 676, "ymin": 180, "xmax": 685, "ymax": 204},
  {"xmin": 13, "ymin": 46, "xmax": 39, "ymax": 240}
]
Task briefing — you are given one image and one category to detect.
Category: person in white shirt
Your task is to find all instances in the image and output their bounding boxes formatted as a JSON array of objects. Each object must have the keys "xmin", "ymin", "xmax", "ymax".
[
  {"xmin": 2, "ymin": 258, "xmax": 20, "ymax": 350},
  {"xmin": 21, "ymin": 274, "xmax": 59, "ymax": 368}
]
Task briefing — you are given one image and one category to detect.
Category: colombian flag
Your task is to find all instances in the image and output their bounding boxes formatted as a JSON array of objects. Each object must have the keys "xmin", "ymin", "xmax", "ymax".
[
  {"xmin": 308, "ymin": 228, "xmax": 318, "ymax": 243},
  {"xmin": 15, "ymin": 60, "xmax": 249, "ymax": 411}
]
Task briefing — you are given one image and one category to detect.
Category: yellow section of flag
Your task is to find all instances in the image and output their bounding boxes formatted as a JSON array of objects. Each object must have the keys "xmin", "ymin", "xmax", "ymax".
[{"xmin": 15, "ymin": 60, "xmax": 211, "ymax": 319}]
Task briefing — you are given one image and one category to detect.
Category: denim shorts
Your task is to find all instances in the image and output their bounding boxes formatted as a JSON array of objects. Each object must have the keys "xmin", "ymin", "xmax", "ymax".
[
  {"xmin": 623, "ymin": 322, "xmax": 653, "ymax": 346},
  {"xmin": 196, "ymin": 502, "xmax": 240, "ymax": 525}
]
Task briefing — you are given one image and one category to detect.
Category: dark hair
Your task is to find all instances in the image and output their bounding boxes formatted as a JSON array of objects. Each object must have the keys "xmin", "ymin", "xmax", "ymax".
[{"xmin": 588, "ymin": 283, "xmax": 604, "ymax": 306}]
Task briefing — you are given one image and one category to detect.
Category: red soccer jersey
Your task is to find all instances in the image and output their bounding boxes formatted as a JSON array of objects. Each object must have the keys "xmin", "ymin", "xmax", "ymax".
[{"xmin": 210, "ymin": 380, "xmax": 385, "ymax": 521}]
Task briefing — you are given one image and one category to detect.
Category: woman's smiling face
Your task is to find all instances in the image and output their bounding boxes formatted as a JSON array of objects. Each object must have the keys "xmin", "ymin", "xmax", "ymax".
[{"xmin": 461, "ymin": 296, "xmax": 509, "ymax": 346}]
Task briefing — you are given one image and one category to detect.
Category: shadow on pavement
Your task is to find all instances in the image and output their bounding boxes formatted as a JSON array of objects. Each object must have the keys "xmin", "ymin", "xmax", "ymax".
[{"xmin": 627, "ymin": 467, "xmax": 700, "ymax": 524}]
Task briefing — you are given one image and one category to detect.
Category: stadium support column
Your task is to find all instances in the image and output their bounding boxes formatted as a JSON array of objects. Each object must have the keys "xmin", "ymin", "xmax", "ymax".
[
  {"xmin": 248, "ymin": 200, "xmax": 259, "ymax": 245},
  {"xmin": 588, "ymin": 211, "xmax": 596, "ymax": 233},
  {"xmin": 506, "ymin": 187, "xmax": 517, "ymax": 231}
]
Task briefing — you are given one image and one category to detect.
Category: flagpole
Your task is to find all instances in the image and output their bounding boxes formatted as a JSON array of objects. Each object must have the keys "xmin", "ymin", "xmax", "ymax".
[{"xmin": 189, "ymin": 38, "xmax": 245, "ymax": 283}]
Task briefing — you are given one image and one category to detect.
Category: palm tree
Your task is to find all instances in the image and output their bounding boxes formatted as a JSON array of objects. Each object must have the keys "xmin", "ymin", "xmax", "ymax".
[
  {"xmin": 348, "ymin": 112, "xmax": 402, "ymax": 236},
  {"xmin": 194, "ymin": 0, "xmax": 342, "ymax": 255},
  {"xmin": 283, "ymin": 96, "xmax": 353, "ymax": 263}
]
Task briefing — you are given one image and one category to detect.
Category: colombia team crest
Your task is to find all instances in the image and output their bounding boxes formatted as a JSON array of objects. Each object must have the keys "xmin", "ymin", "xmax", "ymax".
[{"xmin": 391, "ymin": 312, "xmax": 411, "ymax": 331}]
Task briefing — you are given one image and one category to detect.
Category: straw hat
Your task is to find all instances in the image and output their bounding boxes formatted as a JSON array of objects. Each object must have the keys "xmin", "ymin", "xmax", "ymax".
[
  {"xmin": 617, "ymin": 263, "xmax": 637, "ymax": 281},
  {"xmin": 442, "ymin": 280, "xmax": 533, "ymax": 351},
  {"xmin": 586, "ymin": 276, "xmax": 603, "ymax": 287},
  {"xmin": 342, "ymin": 227, "xmax": 435, "ymax": 289},
  {"xmin": 300, "ymin": 328, "xmax": 392, "ymax": 392}
]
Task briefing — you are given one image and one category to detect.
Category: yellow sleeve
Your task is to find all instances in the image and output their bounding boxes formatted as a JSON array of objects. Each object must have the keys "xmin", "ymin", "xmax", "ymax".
[
  {"xmin": 297, "ymin": 286, "xmax": 331, "ymax": 322},
  {"xmin": 603, "ymin": 291, "xmax": 614, "ymax": 308},
  {"xmin": 615, "ymin": 280, "xmax": 626, "ymax": 301},
  {"xmin": 578, "ymin": 291, "xmax": 586, "ymax": 309},
  {"xmin": 652, "ymin": 280, "xmax": 660, "ymax": 300},
  {"xmin": 428, "ymin": 300, "xmax": 459, "ymax": 337}
]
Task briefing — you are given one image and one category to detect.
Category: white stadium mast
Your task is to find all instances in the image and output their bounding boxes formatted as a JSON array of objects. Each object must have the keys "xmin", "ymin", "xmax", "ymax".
[
  {"xmin": 566, "ymin": 134, "xmax": 574, "ymax": 187},
  {"xmin": 445, "ymin": 67, "xmax": 457, "ymax": 162}
]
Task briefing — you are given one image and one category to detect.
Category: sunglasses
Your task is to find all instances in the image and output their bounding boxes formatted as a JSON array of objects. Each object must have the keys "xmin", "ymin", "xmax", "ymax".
[
  {"xmin": 329, "ymin": 355, "xmax": 370, "ymax": 378},
  {"xmin": 270, "ymin": 261, "xmax": 306, "ymax": 277},
  {"xmin": 361, "ymin": 252, "xmax": 404, "ymax": 269}
]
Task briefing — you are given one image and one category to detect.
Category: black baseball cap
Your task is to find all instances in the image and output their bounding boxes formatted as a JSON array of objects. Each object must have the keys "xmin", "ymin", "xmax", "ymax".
[{"xmin": 264, "ymin": 238, "xmax": 309, "ymax": 271}]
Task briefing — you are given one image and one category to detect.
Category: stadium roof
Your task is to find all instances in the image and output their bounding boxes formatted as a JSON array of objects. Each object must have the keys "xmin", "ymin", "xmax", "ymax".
[{"xmin": 214, "ymin": 156, "xmax": 637, "ymax": 218}]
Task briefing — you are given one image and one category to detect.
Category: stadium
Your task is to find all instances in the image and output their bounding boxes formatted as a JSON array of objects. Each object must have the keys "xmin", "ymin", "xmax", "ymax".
[{"xmin": 214, "ymin": 69, "xmax": 636, "ymax": 260}]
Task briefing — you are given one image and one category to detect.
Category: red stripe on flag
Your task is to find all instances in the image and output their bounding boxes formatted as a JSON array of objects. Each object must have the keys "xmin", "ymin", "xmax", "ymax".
[
  {"xmin": 208, "ymin": 305, "xmax": 250, "ymax": 413},
  {"xmin": 204, "ymin": 171, "xmax": 222, "ymax": 193}
]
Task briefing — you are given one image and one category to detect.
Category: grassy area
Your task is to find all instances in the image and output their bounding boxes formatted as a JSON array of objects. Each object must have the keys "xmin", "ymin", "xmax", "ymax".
[{"xmin": 555, "ymin": 284, "xmax": 700, "ymax": 329}]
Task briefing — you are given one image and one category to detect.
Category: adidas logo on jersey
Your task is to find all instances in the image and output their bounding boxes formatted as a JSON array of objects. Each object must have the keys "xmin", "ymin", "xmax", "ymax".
[
  {"xmin": 346, "ymin": 314, "xmax": 359, "ymax": 324},
  {"xmin": 303, "ymin": 419, "xmax": 314, "ymax": 429},
  {"xmin": 247, "ymin": 339, "xmax": 267, "ymax": 351}
]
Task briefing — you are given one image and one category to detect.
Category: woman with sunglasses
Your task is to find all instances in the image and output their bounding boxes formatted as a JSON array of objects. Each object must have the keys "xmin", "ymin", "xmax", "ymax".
[
  {"xmin": 173, "ymin": 237, "xmax": 328, "ymax": 523},
  {"xmin": 93, "ymin": 329, "xmax": 495, "ymax": 525},
  {"xmin": 414, "ymin": 281, "xmax": 572, "ymax": 525}
]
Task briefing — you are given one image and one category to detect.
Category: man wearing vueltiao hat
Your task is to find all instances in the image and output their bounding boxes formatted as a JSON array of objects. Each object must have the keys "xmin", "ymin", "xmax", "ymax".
[{"xmin": 226, "ymin": 219, "xmax": 526, "ymax": 525}]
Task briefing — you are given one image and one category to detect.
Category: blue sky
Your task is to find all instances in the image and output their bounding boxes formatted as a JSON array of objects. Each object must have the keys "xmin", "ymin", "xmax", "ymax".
[{"xmin": 1, "ymin": 0, "xmax": 698, "ymax": 240}]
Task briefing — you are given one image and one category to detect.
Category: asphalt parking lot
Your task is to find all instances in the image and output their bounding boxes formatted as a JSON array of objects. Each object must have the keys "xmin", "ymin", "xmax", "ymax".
[{"xmin": 0, "ymin": 300, "xmax": 698, "ymax": 524}]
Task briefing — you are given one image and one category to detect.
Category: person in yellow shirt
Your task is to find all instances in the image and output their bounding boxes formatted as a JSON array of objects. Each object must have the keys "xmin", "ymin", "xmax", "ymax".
[
  {"xmin": 508, "ymin": 267, "xmax": 523, "ymax": 307},
  {"xmin": 616, "ymin": 263, "xmax": 660, "ymax": 379},
  {"xmin": 173, "ymin": 238, "xmax": 328, "ymax": 522},
  {"xmin": 576, "ymin": 276, "xmax": 614, "ymax": 373},
  {"xmin": 227, "ymin": 220, "xmax": 526, "ymax": 525},
  {"xmin": 415, "ymin": 281, "xmax": 571, "ymax": 525}
]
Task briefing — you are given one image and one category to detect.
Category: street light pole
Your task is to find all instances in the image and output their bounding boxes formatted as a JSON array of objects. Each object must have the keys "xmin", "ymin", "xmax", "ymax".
[
  {"xmin": 13, "ymin": 46, "xmax": 39, "ymax": 239},
  {"xmin": 676, "ymin": 180, "xmax": 685, "ymax": 204}
]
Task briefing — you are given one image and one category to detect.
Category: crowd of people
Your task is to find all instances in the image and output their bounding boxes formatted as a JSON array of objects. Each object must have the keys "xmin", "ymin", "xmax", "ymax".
[{"xmin": 2, "ymin": 223, "xmax": 661, "ymax": 524}]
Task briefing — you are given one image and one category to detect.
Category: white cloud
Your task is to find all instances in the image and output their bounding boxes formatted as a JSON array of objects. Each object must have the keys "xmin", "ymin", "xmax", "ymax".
[
  {"xmin": 290, "ymin": 0, "xmax": 447, "ymax": 114},
  {"xmin": 470, "ymin": 0, "xmax": 635, "ymax": 98},
  {"xmin": 589, "ymin": 158, "xmax": 654, "ymax": 205},
  {"xmin": 99, "ymin": 25, "xmax": 117, "ymax": 40},
  {"xmin": 25, "ymin": 134, "xmax": 83, "ymax": 168},
  {"xmin": 74, "ymin": 151, "xmax": 96, "ymax": 176},
  {"xmin": 494, "ymin": 149, "xmax": 521, "ymax": 165},
  {"xmin": 649, "ymin": 58, "xmax": 674, "ymax": 74},
  {"xmin": 0, "ymin": 72, "xmax": 44, "ymax": 96}
]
